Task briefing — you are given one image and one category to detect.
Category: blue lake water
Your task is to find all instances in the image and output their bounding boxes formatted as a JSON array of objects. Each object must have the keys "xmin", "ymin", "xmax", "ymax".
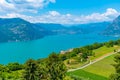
[{"xmin": 0, "ymin": 33, "xmax": 120, "ymax": 64}]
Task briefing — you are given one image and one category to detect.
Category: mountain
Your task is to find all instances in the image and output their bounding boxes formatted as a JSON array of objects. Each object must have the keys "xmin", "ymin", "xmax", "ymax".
[
  {"xmin": 71, "ymin": 22, "xmax": 110, "ymax": 34},
  {"xmin": 35, "ymin": 23, "xmax": 85, "ymax": 34},
  {"xmin": 102, "ymin": 15, "xmax": 120, "ymax": 36},
  {"xmin": 0, "ymin": 18, "xmax": 51, "ymax": 42},
  {"xmin": 0, "ymin": 18, "xmax": 110, "ymax": 43},
  {"xmin": 0, "ymin": 18, "xmax": 87, "ymax": 42},
  {"xmin": 36, "ymin": 22, "xmax": 110, "ymax": 35}
]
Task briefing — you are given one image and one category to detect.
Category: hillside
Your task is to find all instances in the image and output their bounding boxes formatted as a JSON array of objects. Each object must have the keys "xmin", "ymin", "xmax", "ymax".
[
  {"xmin": 0, "ymin": 39, "xmax": 120, "ymax": 80},
  {"xmin": 0, "ymin": 18, "xmax": 52, "ymax": 42},
  {"xmin": 67, "ymin": 48, "xmax": 117, "ymax": 80},
  {"xmin": 102, "ymin": 15, "xmax": 120, "ymax": 36},
  {"xmin": 68, "ymin": 54, "xmax": 115, "ymax": 80}
]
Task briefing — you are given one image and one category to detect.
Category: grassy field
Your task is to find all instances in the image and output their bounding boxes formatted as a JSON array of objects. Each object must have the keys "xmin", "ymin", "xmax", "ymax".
[
  {"xmin": 90, "ymin": 45, "xmax": 120, "ymax": 60},
  {"xmin": 67, "ymin": 45, "xmax": 120, "ymax": 80},
  {"xmin": 66, "ymin": 46, "xmax": 120, "ymax": 69},
  {"xmin": 68, "ymin": 69, "xmax": 108, "ymax": 80},
  {"xmin": 84, "ymin": 54, "xmax": 115, "ymax": 78},
  {"xmin": 68, "ymin": 54, "xmax": 116, "ymax": 80}
]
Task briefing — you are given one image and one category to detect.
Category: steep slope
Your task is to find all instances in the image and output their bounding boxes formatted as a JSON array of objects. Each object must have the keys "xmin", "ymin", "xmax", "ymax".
[
  {"xmin": 0, "ymin": 18, "xmax": 50, "ymax": 42},
  {"xmin": 102, "ymin": 15, "xmax": 120, "ymax": 36}
]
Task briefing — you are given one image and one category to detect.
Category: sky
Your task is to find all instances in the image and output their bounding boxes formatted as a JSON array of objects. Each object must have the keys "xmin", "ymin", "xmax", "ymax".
[{"xmin": 0, "ymin": 0, "xmax": 120, "ymax": 24}]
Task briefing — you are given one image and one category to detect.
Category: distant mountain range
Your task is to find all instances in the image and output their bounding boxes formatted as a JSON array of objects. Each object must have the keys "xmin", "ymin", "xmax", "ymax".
[
  {"xmin": 0, "ymin": 18, "xmax": 111, "ymax": 42},
  {"xmin": 102, "ymin": 15, "xmax": 120, "ymax": 36},
  {"xmin": 36, "ymin": 23, "xmax": 86, "ymax": 35},
  {"xmin": 37, "ymin": 22, "xmax": 110, "ymax": 34}
]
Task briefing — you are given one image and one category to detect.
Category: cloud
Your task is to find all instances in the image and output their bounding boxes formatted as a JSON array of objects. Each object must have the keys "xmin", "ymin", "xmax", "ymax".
[
  {"xmin": 0, "ymin": 0, "xmax": 56, "ymax": 13},
  {"xmin": 0, "ymin": 8, "xmax": 120, "ymax": 24},
  {"xmin": 103, "ymin": 8, "xmax": 118, "ymax": 16},
  {"xmin": 48, "ymin": 11, "xmax": 60, "ymax": 16},
  {"xmin": 31, "ymin": 8, "xmax": 120, "ymax": 24},
  {"xmin": 76, "ymin": 8, "xmax": 120, "ymax": 23}
]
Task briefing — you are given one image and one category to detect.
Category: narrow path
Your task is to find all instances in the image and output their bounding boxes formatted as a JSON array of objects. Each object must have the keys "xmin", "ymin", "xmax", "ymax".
[{"xmin": 68, "ymin": 50, "xmax": 120, "ymax": 72}]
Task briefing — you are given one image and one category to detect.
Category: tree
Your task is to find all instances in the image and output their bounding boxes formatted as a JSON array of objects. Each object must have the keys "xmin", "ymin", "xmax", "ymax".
[
  {"xmin": 72, "ymin": 48, "xmax": 80, "ymax": 54},
  {"xmin": 0, "ymin": 71, "xmax": 5, "ymax": 80},
  {"xmin": 38, "ymin": 60, "xmax": 50, "ymax": 80},
  {"xmin": 79, "ymin": 48, "xmax": 93, "ymax": 61},
  {"xmin": 105, "ymin": 40, "xmax": 114, "ymax": 47},
  {"xmin": 0, "ymin": 64, "xmax": 9, "ymax": 72},
  {"xmin": 7, "ymin": 62, "xmax": 23, "ymax": 71},
  {"xmin": 47, "ymin": 53, "xmax": 67, "ymax": 80},
  {"xmin": 109, "ymin": 53, "xmax": 120, "ymax": 80},
  {"xmin": 84, "ymin": 43, "xmax": 103, "ymax": 50},
  {"xmin": 23, "ymin": 59, "xmax": 40, "ymax": 80},
  {"xmin": 59, "ymin": 54, "xmax": 67, "ymax": 61},
  {"xmin": 110, "ymin": 73, "xmax": 120, "ymax": 80},
  {"xmin": 0, "ymin": 64, "xmax": 9, "ymax": 80},
  {"xmin": 115, "ymin": 39, "xmax": 120, "ymax": 46}
]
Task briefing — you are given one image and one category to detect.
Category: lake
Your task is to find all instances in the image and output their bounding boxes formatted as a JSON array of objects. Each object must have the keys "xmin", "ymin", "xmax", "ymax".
[{"xmin": 0, "ymin": 33, "xmax": 119, "ymax": 64}]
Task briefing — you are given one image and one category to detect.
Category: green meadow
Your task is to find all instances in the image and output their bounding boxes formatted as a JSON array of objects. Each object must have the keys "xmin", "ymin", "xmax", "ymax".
[{"xmin": 68, "ymin": 52, "xmax": 116, "ymax": 80}]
